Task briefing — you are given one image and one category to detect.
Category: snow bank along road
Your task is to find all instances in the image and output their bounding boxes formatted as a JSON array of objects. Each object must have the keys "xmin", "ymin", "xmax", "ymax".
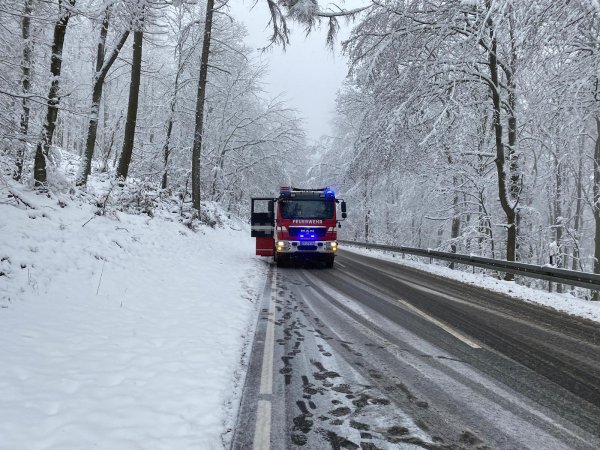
[
  {"xmin": 232, "ymin": 250, "xmax": 600, "ymax": 449},
  {"xmin": 0, "ymin": 188, "xmax": 264, "ymax": 450}
]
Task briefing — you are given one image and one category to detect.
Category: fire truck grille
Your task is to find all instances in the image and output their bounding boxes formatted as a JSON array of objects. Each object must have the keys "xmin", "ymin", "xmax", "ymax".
[
  {"xmin": 298, "ymin": 245, "xmax": 318, "ymax": 251},
  {"xmin": 288, "ymin": 227, "xmax": 327, "ymax": 240}
]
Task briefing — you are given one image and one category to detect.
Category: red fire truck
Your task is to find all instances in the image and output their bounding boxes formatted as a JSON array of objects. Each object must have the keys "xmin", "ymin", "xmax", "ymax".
[{"xmin": 251, "ymin": 187, "xmax": 347, "ymax": 267}]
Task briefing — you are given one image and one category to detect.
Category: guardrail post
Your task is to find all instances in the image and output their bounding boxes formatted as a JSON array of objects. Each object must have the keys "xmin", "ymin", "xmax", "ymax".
[{"xmin": 549, "ymin": 249, "xmax": 557, "ymax": 293}]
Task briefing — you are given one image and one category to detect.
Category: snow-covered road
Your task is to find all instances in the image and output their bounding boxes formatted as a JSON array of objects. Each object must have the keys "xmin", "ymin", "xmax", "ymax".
[{"xmin": 233, "ymin": 250, "xmax": 600, "ymax": 449}]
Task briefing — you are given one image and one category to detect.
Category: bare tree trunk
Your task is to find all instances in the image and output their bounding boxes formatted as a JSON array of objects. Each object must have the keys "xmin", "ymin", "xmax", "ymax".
[
  {"xmin": 116, "ymin": 17, "xmax": 144, "ymax": 181},
  {"xmin": 77, "ymin": 9, "xmax": 129, "ymax": 186},
  {"xmin": 553, "ymin": 148, "xmax": 563, "ymax": 292},
  {"xmin": 365, "ymin": 208, "xmax": 370, "ymax": 242},
  {"xmin": 506, "ymin": 4, "xmax": 520, "ymax": 211},
  {"xmin": 210, "ymin": 150, "xmax": 226, "ymax": 198},
  {"xmin": 101, "ymin": 112, "xmax": 122, "ymax": 172},
  {"xmin": 101, "ymin": 81, "xmax": 110, "ymax": 166},
  {"xmin": 162, "ymin": 33, "xmax": 185, "ymax": 190},
  {"xmin": 191, "ymin": 0, "xmax": 215, "ymax": 212},
  {"xmin": 162, "ymin": 120, "xmax": 174, "ymax": 189},
  {"xmin": 593, "ymin": 117, "xmax": 600, "ymax": 300},
  {"xmin": 14, "ymin": 0, "xmax": 33, "ymax": 181},
  {"xmin": 476, "ymin": 115, "xmax": 494, "ymax": 258},
  {"xmin": 447, "ymin": 151, "xmax": 461, "ymax": 269},
  {"xmin": 463, "ymin": 191, "xmax": 471, "ymax": 252},
  {"xmin": 506, "ymin": 71, "xmax": 520, "ymax": 264},
  {"xmin": 449, "ymin": 180, "xmax": 461, "ymax": 269},
  {"xmin": 33, "ymin": 0, "xmax": 76, "ymax": 187},
  {"xmin": 486, "ymin": 10, "xmax": 518, "ymax": 278},
  {"xmin": 572, "ymin": 137, "xmax": 584, "ymax": 276},
  {"xmin": 362, "ymin": 178, "xmax": 370, "ymax": 242}
]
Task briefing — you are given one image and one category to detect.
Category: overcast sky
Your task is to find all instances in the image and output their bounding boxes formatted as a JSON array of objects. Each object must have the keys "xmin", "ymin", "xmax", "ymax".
[{"xmin": 229, "ymin": 1, "xmax": 365, "ymax": 142}]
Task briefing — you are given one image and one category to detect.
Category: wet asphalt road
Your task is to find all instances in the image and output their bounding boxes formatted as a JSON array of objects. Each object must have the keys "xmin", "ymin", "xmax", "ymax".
[{"xmin": 231, "ymin": 249, "xmax": 600, "ymax": 449}]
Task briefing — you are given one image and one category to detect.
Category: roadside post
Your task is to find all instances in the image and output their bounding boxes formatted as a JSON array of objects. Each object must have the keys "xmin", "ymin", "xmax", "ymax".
[{"xmin": 549, "ymin": 241, "xmax": 559, "ymax": 292}]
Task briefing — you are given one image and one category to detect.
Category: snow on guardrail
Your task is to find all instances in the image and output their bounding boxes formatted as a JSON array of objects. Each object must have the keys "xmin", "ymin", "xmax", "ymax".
[{"xmin": 338, "ymin": 240, "xmax": 600, "ymax": 291}]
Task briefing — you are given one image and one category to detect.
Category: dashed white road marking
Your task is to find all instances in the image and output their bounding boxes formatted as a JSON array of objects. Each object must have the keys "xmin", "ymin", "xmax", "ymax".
[
  {"xmin": 253, "ymin": 400, "xmax": 272, "ymax": 450},
  {"xmin": 336, "ymin": 261, "xmax": 347, "ymax": 268},
  {"xmin": 259, "ymin": 269, "xmax": 277, "ymax": 394},
  {"xmin": 339, "ymin": 258, "xmax": 482, "ymax": 348},
  {"xmin": 398, "ymin": 299, "xmax": 482, "ymax": 349},
  {"xmin": 254, "ymin": 267, "xmax": 277, "ymax": 450}
]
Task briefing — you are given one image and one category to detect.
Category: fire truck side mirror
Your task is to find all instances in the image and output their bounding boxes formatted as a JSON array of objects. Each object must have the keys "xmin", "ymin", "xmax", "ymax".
[{"xmin": 341, "ymin": 201, "xmax": 347, "ymax": 213}]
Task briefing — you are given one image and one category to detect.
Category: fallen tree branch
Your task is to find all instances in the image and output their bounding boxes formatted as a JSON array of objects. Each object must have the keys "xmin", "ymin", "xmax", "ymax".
[{"xmin": 8, "ymin": 190, "xmax": 36, "ymax": 209}]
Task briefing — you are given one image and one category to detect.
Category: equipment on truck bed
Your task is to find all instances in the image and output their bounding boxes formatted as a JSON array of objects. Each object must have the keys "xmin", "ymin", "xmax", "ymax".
[{"xmin": 251, "ymin": 187, "xmax": 347, "ymax": 268}]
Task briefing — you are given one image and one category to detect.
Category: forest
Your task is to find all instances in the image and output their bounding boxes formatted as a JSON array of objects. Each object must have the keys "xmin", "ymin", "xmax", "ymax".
[{"xmin": 3, "ymin": 0, "xmax": 600, "ymax": 290}]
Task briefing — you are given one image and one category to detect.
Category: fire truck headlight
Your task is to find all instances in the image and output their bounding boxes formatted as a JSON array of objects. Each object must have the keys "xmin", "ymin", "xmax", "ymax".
[
  {"xmin": 277, "ymin": 241, "xmax": 286, "ymax": 251},
  {"xmin": 327, "ymin": 241, "xmax": 338, "ymax": 251}
]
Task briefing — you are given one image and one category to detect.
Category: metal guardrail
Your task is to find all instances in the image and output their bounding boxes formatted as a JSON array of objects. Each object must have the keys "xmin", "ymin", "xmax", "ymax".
[{"xmin": 339, "ymin": 240, "xmax": 600, "ymax": 291}]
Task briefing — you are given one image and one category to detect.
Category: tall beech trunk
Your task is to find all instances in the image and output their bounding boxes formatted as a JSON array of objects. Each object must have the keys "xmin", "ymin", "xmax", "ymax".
[
  {"xmin": 191, "ymin": 0, "xmax": 215, "ymax": 212},
  {"xmin": 162, "ymin": 38, "xmax": 185, "ymax": 189},
  {"xmin": 33, "ymin": 0, "xmax": 75, "ymax": 187},
  {"xmin": 572, "ymin": 136, "xmax": 584, "ymax": 276},
  {"xmin": 449, "ymin": 178, "xmax": 461, "ymax": 268},
  {"xmin": 210, "ymin": 148, "xmax": 227, "ymax": 198},
  {"xmin": 116, "ymin": 21, "xmax": 144, "ymax": 181},
  {"xmin": 362, "ymin": 178, "xmax": 370, "ymax": 242},
  {"xmin": 77, "ymin": 9, "xmax": 129, "ymax": 186},
  {"xmin": 14, "ymin": 0, "xmax": 33, "ymax": 181},
  {"xmin": 446, "ymin": 153, "xmax": 461, "ymax": 269},
  {"xmin": 485, "ymin": 7, "xmax": 518, "ymax": 279},
  {"xmin": 553, "ymin": 148, "xmax": 563, "ymax": 292},
  {"xmin": 593, "ymin": 117, "xmax": 600, "ymax": 300},
  {"xmin": 162, "ymin": 120, "xmax": 174, "ymax": 189},
  {"xmin": 506, "ymin": 58, "xmax": 520, "ymax": 264}
]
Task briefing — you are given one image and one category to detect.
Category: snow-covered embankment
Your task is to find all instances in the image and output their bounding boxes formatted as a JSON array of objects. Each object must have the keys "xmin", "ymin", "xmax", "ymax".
[{"xmin": 0, "ymin": 185, "xmax": 264, "ymax": 449}]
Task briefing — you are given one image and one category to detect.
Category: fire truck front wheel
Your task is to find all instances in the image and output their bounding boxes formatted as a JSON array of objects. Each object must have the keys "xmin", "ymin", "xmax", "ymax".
[
  {"xmin": 275, "ymin": 253, "xmax": 288, "ymax": 267},
  {"xmin": 324, "ymin": 255, "xmax": 335, "ymax": 268}
]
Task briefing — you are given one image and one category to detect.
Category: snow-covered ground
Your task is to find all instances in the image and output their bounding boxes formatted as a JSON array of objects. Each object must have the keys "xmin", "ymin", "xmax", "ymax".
[
  {"xmin": 0, "ymin": 181, "xmax": 265, "ymax": 449},
  {"xmin": 344, "ymin": 246, "xmax": 600, "ymax": 324}
]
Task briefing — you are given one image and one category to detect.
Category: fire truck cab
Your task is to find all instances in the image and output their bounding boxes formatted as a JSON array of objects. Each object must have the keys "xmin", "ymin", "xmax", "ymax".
[{"xmin": 251, "ymin": 187, "xmax": 347, "ymax": 268}]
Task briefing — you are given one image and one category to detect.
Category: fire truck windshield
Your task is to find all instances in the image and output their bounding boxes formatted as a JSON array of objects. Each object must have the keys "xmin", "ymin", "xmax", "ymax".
[{"xmin": 281, "ymin": 200, "xmax": 334, "ymax": 219}]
